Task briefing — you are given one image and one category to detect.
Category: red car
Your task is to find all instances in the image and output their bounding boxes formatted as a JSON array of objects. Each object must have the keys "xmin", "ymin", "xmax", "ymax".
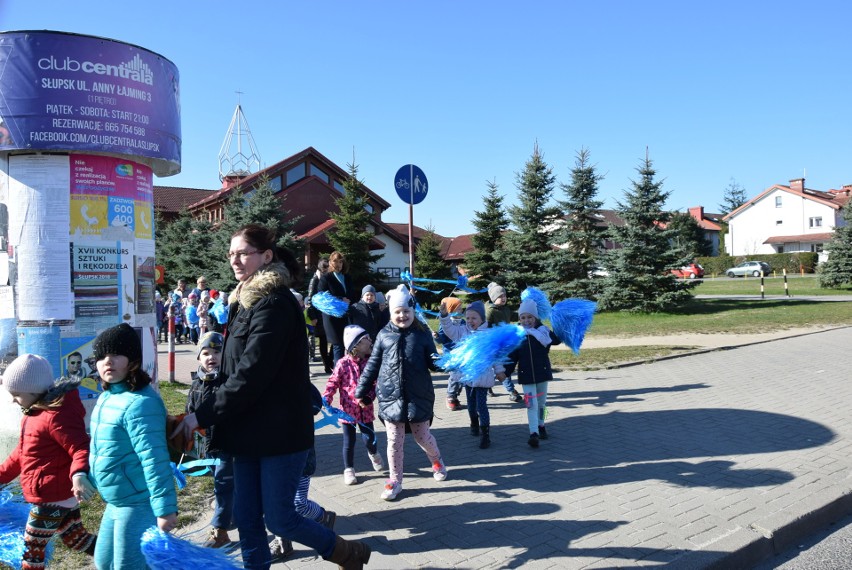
[{"xmin": 671, "ymin": 263, "xmax": 705, "ymax": 279}]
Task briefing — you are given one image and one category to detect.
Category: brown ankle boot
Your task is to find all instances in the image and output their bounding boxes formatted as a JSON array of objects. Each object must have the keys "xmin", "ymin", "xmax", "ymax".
[{"xmin": 325, "ymin": 535, "xmax": 371, "ymax": 569}]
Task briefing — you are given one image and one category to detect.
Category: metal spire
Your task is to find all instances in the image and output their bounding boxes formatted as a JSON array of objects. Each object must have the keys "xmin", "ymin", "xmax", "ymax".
[{"xmin": 218, "ymin": 93, "xmax": 262, "ymax": 181}]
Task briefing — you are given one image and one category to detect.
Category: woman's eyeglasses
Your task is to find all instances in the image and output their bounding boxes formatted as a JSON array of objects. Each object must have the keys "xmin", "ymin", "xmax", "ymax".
[{"xmin": 227, "ymin": 250, "xmax": 259, "ymax": 261}]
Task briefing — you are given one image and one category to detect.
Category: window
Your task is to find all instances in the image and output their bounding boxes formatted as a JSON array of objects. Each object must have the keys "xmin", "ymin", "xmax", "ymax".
[
  {"xmin": 310, "ymin": 164, "xmax": 329, "ymax": 183},
  {"xmin": 775, "ymin": 196, "xmax": 782, "ymax": 207},
  {"xmin": 267, "ymin": 176, "xmax": 282, "ymax": 193},
  {"xmin": 809, "ymin": 216, "xmax": 823, "ymax": 228},
  {"xmin": 776, "ymin": 220, "xmax": 783, "ymax": 225},
  {"xmin": 776, "ymin": 246, "xmax": 784, "ymax": 253},
  {"xmin": 364, "ymin": 203, "xmax": 374, "ymax": 214},
  {"xmin": 811, "ymin": 243, "xmax": 824, "ymax": 253},
  {"xmin": 333, "ymin": 180, "xmax": 345, "ymax": 194},
  {"xmin": 286, "ymin": 163, "xmax": 305, "ymax": 186}
]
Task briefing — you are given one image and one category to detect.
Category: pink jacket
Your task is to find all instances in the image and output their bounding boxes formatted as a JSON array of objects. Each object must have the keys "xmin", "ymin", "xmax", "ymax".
[{"xmin": 323, "ymin": 354, "xmax": 374, "ymax": 424}]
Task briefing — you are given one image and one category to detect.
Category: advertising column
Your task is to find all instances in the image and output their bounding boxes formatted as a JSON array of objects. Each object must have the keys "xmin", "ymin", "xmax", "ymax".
[{"xmin": 0, "ymin": 31, "xmax": 180, "ymax": 427}]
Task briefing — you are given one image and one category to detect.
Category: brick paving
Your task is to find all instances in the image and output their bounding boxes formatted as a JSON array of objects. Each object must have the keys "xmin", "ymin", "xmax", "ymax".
[{"xmin": 157, "ymin": 327, "xmax": 852, "ymax": 569}]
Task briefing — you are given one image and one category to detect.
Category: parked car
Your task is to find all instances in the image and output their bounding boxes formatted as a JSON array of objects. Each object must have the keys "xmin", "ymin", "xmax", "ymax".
[
  {"xmin": 588, "ymin": 265, "xmax": 609, "ymax": 278},
  {"xmin": 725, "ymin": 261, "xmax": 772, "ymax": 277},
  {"xmin": 671, "ymin": 263, "xmax": 705, "ymax": 279}
]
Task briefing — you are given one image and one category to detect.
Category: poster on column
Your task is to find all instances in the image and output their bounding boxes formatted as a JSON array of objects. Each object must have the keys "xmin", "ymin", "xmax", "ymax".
[
  {"xmin": 8, "ymin": 155, "xmax": 74, "ymax": 321},
  {"xmin": 71, "ymin": 241, "xmax": 121, "ymax": 336},
  {"xmin": 134, "ymin": 239, "xmax": 156, "ymax": 327}
]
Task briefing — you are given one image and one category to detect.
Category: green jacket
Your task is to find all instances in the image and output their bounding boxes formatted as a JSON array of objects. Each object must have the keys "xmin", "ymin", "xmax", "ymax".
[
  {"xmin": 89, "ymin": 382, "xmax": 177, "ymax": 517},
  {"xmin": 485, "ymin": 301, "xmax": 513, "ymax": 326}
]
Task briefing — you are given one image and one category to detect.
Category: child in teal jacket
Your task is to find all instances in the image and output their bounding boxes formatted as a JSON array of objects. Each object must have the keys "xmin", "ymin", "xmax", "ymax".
[{"xmin": 89, "ymin": 323, "xmax": 178, "ymax": 568}]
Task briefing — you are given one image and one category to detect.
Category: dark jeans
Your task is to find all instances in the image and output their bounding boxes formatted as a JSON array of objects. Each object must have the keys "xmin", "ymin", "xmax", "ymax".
[
  {"xmin": 466, "ymin": 386, "xmax": 490, "ymax": 426},
  {"xmin": 342, "ymin": 422, "xmax": 377, "ymax": 469},
  {"xmin": 233, "ymin": 451, "xmax": 336, "ymax": 569},
  {"xmin": 211, "ymin": 452, "xmax": 234, "ymax": 530},
  {"xmin": 331, "ymin": 343, "xmax": 344, "ymax": 369}
]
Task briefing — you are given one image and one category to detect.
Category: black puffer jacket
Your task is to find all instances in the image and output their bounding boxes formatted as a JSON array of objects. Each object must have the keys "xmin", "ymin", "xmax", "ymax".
[
  {"xmin": 503, "ymin": 326, "xmax": 561, "ymax": 385},
  {"xmin": 355, "ymin": 322, "xmax": 438, "ymax": 423},
  {"xmin": 195, "ymin": 262, "xmax": 313, "ymax": 457}
]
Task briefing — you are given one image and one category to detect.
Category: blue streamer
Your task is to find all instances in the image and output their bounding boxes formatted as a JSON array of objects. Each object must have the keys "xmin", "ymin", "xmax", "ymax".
[
  {"xmin": 435, "ymin": 323, "xmax": 526, "ymax": 383},
  {"xmin": 170, "ymin": 463, "xmax": 188, "ymax": 489},
  {"xmin": 521, "ymin": 287, "xmax": 552, "ymax": 321},
  {"xmin": 176, "ymin": 458, "xmax": 221, "ymax": 478},
  {"xmin": 311, "ymin": 291, "xmax": 349, "ymax": 318},
  {"xmin": 141, "ymin": 527, "xmax": 240, "ymax": 569},
  {"xmin": 399, "ymin": 271, "xmax": 489, "ymax": 294},
  {"xmin": 322, "ymin": 403, "xmax": 378, "ymax": 447},
  {"xmin": 550, "ymin": 299, "xmax": 597, "ymax": 354},
  {"xmin": 314, "ymin": 407, "xmax": 340, "ymax": 430}
]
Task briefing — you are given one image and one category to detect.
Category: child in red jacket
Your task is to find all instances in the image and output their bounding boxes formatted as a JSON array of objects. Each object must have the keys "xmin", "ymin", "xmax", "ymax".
[
  {"xmin": 0, "ymin": 354, "xmax": 97, "ymax": 569},
  {"xmin": 323, "ymin": 325, "xmax": 384, "ymax": 486}
]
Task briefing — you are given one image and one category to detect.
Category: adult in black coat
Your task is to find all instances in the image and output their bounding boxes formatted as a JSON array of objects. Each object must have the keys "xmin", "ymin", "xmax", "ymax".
[
  {"xmin": 317, "ymin": 251, "xmax": 355, "ymax": 367},
  {"xmin": 306, "ymin": 259, "xmax": 332, "ymax": 373},
  {"xmin": 172, "ymin": 225, "xmax": 370, "ymax": 568}
]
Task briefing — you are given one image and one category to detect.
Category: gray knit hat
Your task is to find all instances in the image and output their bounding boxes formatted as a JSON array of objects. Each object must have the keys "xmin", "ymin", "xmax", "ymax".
[
  {"xmin": 487, "ymin": 282, "xmax": 507, "ymax": 303},
  {"xmin": 0, "ymin": 354, "xmax": 55, "ymax": 395}
]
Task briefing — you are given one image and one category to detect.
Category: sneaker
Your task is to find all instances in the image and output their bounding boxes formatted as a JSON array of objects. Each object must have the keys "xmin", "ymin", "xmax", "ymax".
[
  {"xmin": 446, "ymin": 398, "xmax": 461, "ymax": 411},
  {"xmin": 488, "ymin": 388, "xmax": 496, "ymax": 397},
  {"xmin": 380, "ymin": 480, "xmax": 402, "ymax": 501},
  {"xmin": 269, "ymin": 536, "xmax": 294, "ymax": 561},
  {"xmin": 202, "ymin": 527, "xmax": 231, "ymax": 549},
  {"xmin": 368, "ymin": 452, "xmax": 385, "ymax": 472},
  {"xmin": 509, "ymin": 390, "xmax": 523, "ymax": 403},
  {"xmin": 528, "ymin": 433, "xmax": 540, "ymax": 448},
  {"xmin": 343, "ymin": 468, "xmax": 358, "ymax": 485},
  {"xmin": 432, "ymin": 459, "xmax": 448, "ymax": 481},
  {"xmin": 318, "ymin": 510, "xmax": 336, "ymax": 530},
  {"xmin": 538, "ymin": 425, "xmax": 549, "ymax": 440}
]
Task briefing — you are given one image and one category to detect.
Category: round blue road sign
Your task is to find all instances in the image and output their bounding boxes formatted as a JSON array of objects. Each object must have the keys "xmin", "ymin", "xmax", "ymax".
[{"xmin": 394, "ymin": 164, "xmax": 428, "ymax": 205}]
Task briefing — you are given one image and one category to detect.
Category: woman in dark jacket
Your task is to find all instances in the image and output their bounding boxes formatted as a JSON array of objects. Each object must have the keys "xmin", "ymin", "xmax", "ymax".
[
  {"xmin": 173, "ymin": 225, "xmax": 370, "ymax": 569},
  {"xmin": 307, "ymin": 259, "xmax": 333, "ymax": 373},
  {"xmin": 317, "ymin": 251, "xmax": 355, "ymax": 367}
]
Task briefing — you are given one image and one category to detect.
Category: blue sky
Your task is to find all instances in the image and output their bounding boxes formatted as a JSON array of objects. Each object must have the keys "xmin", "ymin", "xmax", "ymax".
[{"xmin": 3, "ymin": 1, "xmax": 851, "ymax": 236}]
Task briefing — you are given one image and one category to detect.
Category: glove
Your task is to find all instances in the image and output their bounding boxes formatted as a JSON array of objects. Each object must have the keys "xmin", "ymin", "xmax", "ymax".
[{"xmin": 72, "ymin": 473, "xmax": 97, "ymax": 502}]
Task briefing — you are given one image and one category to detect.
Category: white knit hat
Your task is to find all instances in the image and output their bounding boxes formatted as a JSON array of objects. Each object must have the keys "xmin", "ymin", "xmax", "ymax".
[
  {"xmin": 0, "ymin": 354, "xmax": 56, "ymax": 395},
  {"xmin": 388, "ymin": 284, "xmax": 414, "ymax": 310},
  {"xmin": 343, "ymin": 325, "xmax": 369, "ymax": 353},
  {"xmin": 518, "ymin": 299, "xmax": 539, "ymax": 319}
]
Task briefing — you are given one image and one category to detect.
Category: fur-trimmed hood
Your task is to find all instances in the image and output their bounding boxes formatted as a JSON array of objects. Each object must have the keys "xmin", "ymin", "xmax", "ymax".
[{"xmin": 230, "ymin": 262, "xmax": 293, "ymax": 310}]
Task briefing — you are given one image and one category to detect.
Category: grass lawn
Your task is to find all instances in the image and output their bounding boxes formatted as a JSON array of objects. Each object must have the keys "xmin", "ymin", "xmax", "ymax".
[{"xmin": 52, "ymin": 382, "xmax": 213, "ymax": 569}]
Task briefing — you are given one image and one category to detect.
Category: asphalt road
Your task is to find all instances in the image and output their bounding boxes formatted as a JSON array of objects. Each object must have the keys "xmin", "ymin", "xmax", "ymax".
[{"xmin": 754, "ymin": 512, "xmax": 852, "ymax": 569}]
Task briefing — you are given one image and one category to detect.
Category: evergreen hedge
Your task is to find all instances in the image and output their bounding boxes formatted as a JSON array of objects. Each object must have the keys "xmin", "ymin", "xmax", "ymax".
[{"xmin": 696, "ymin": 253, "xmax": 819, "ymax": 276}]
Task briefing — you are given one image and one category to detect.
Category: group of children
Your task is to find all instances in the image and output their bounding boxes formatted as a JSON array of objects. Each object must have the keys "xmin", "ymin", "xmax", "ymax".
[{"xmin": 0, "ymin": 278, "xmax": 559, "ymax": 568}]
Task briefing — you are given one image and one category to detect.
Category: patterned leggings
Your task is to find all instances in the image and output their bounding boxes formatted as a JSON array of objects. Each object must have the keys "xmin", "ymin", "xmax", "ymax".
[
  {"xmin": 386, "ymin": 420, "xmax": 442, "ymax": 485},
  {"xmin": 24, "ymin": 504, "xmax": 96, "ymax": 569},
  {"xmin": 294, "ymin": 475, "xmax": 323, "ymax": 521}
]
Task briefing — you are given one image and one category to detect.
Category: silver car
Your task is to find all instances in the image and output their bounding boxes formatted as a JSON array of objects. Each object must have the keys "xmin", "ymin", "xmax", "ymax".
[{"xmin": 725, "ymin": 261, "xmax": 772, "ymax": 277}]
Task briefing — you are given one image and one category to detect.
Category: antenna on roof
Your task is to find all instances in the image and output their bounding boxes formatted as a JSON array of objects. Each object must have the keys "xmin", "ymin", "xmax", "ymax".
[{"xmin": 218, "ymin": 92, "xmax": 262, "ymax": 182}]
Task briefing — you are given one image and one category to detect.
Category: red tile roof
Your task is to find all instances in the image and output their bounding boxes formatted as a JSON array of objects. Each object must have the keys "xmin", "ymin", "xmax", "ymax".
[
  {"xmin": 763, "ymin": 232, "xmax": 833, "ymax": 244},
  {"xmin": 153, "ymin": 186, "xmax": 217, "ymax": 213}
]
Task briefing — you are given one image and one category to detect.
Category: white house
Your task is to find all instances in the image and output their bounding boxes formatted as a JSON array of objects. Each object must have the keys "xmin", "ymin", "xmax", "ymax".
[{"xmin": 723, "ymin": 178, "xmax": 851, "ymax": 262}]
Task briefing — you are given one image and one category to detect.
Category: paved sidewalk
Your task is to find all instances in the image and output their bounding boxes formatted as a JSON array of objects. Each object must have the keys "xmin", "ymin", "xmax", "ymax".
[{"xmin": 156, "ymin": 327, "xmax": 852, "ymax": 569}]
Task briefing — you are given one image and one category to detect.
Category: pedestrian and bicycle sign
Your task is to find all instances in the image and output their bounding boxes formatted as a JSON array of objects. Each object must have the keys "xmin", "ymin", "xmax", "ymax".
[{"xmin": 394, "ymin": 164, "xmax": 428, "ymax": 205}]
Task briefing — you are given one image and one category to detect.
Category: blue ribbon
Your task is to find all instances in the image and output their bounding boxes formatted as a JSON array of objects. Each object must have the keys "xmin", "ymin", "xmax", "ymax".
[
  {"xmin": 400, "ymin": 271, "xmax": 489, "ymax": 294},
  {"xmin": 171, "ymin": 458, "xmax": 222, "ymax": 487},
  {"xmin": 320, "ymin": 403, "xmax": 378, "ymax": 447}
]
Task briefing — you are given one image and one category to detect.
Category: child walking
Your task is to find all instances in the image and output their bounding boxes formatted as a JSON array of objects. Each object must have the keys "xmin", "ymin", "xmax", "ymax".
[
  {"xmin": 434, "ymin": 296, "xmax": 462, "ymax": 411},
  {"xmin": 88, "ymin": 323, "xmax": 178, "ymax": 568},
  {"xmin": 355, "ymin": 285, "xmax": 447, "ymax": 501},
  {"xmin": 0, "ymin": 354, "xmax": 97, "ymax": 569},
  {"xmin": 185, "ymin": 332, "xmax": 235, "ymax": 549},
  {"xmin": 323, "ymin": 325, "xmax": 384, "ymax": 486},
  {"xmin": 439, "ymin": 300, "xmax": 504, "ymax": 449},
  {"xmin": 503, "ymin": 299, "xmax": 561, "ymax": 448}
]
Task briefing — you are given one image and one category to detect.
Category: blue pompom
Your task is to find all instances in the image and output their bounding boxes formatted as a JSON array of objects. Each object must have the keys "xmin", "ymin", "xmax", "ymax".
[
  {"xmin": 550, "ymin": 299, "xmax": 596, "ymax": 354},
  {"xmin": 185, "ymin": 305, "xmax": 199, "ymax": 325},
  {"xmin": 141, "ymin": 527, "xmax": 240, "ymax": 569},
  {"xmin": 436, "ymin": 323, "xmax": 526, "ymax": 383},
  {"xmin": 311, "ymin": 291, "xmax": 350, "ymax": 318},
  {"xmin": 210, "ymin": 297, "xmax": 228, "ymax": 323},
  {"xmin": 0, "ymin": 487, "xmax": 44, "ymax": 569},
  {"xmin": 520, "ymin": 287, "xmax": 552, "ymax": 321}
]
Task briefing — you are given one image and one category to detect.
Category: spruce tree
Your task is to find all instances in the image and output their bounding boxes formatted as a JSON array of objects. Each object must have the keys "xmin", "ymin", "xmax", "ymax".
[
  {"xmin": 818, "ymin": 200, "xmax": 852, "ymax": 288},
  {"xmin": 464, "ymin": 179, "xmax": 509, "ymax": 289},
  {"xmin": 719, "ymin": 178, "xmax": 748, "ymax": 214},
  {"xmin": 668, "ymin": 212, "xmax": 712, "ymax": 258},
  {"xmin": 500, "ymin": 143, "xmax": 561, "ymax": 299},
  {"xmin": 414, "ymin": 225, "xmax": 450, "ymax": 308},
  {"xmin": 546, "ymin": 148, "xmax": 605, "ymax": 299},
  {"xmin": 155, "ymin": 208, "xmax": 219, "ymax": 290},
  {"xmin": 327, "ymin": 161, "xmax": 383, "ymax": 290},
  {"xmin": 597, "ymin": 155, "xmax": 693, "ymax": 312}
]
